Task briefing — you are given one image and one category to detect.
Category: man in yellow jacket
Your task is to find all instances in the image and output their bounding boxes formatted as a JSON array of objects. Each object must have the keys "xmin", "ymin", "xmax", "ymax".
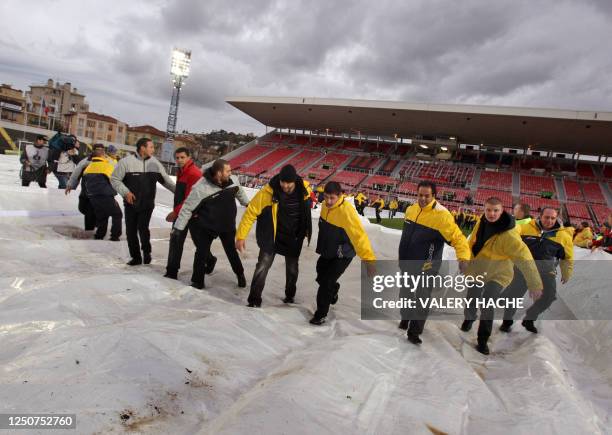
[
  {"xmin": 461, "ymin": 197, "xmax": 543, "ymax": 355},
  {"xmin": 82, "ymin": 147, "xmax": 122, "ymax": 241},
  {"xmin": 310, "ymin": 181, "xmax": 376, "ymax": 325},
  {"xmin": 354, "ymin": 191, "xmax": 367, "ymax": 216},
  {"xmin": 371, "ymin": 197, "xmax": 385, "ymax": 223},
  {"xmin": 388, "ymin": 198, "xmax": 399, "ymax": 219},
  {"xmin": 399, "ymin": 181, "xmax": 471, "ymax": 344},
  {"xmin": 500, "ymin": 207, "xmax": 574, "ymax": 334},
  {"xmin": 573, "ymin": 221, "xmax": 593, "ymax": 248},
  {"xmin": 236, "ymin": 165, "xmax": 312, "ymax": 307}
]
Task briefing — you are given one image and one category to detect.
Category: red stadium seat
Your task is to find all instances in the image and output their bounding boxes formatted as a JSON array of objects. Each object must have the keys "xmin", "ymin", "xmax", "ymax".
[
  {"xmin": 301, "ymin": 152, "xmax": 351, "ymax": 183},
  {"xmin": 563, "ymin": 180, "xmax": 583, "ymax": 201},
  {"xmin": 565, "ymin": 202, "xmax": 590, "ymax": 219},
  {"xmin": 229, "ymin": 145, "xmax": 272, "ymax": 169},
  {"xmin": 520, "ymin": 175, "xmax": 555, "ymax": 195},
  {"xmin": 379, "ymin": 159, "xmax": 399, "ymax": 174},
  {"xmin": 397, "ymin": 181, "xmax": 419, "ymax": 196},
  {"xmin": 576, "ymin": 163, "xmax": 594, "ymax": 178},
  {"xmin": 478, "ymin": 171, "xmax": 513, "ymax": 191},
  {"xmin": 339, "ymin": 140, "xmax": 362, "ymax": 151},
  {"xmin": 475, "ymin": 189, "xmax": 513, "ymax": 208},
  {"xmin": 328, "ymin": 170, "xmax": 368, "ymax": 188},
  {"xmin": 519, "ymin": 196, "xmax": 560, "ymax": 212},
  {"xmin": 590, "ymin": 204, "xmax": 611, "ymax": 226},
  {"xmin": 240, "ymin": 147, "xmax": 296, "ymax": 176},
  {"xmin": 438, "ymin": 187, "xmax": 470, "ymax": 203},
  {"xmin": 266, "ymin": 149, "xmax": 323, "ymax": 176},
  {"xmin": 582, "ymin": 182, "xmax": 605, "ymax": 203}
]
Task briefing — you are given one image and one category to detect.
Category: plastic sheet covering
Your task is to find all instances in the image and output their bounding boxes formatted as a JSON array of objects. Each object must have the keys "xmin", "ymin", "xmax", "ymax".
[{"xmin": 0, "ymin": 155, "xmax": 610, "ymax": 434}]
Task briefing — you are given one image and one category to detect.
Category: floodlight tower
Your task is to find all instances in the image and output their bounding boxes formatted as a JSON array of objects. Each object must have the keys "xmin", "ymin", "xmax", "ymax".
[{"xmin": 166, "ymin": 48, "xmax": 191, "ymax": 140}]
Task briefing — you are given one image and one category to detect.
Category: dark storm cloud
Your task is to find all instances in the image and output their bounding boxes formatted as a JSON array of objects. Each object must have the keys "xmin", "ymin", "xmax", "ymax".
[
  {"xmin": 1, "ymin": 0, "xmax": 611, "ymax": 133},
  {"xmin": 160, "ymin": 0, "xmax": 275, "ymax": 36}
]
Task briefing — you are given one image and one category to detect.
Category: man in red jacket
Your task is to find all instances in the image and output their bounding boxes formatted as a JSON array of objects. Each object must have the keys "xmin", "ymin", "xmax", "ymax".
[{"xmin": 165, "ymin": 148, "xmax": 216, "ymax": 279}]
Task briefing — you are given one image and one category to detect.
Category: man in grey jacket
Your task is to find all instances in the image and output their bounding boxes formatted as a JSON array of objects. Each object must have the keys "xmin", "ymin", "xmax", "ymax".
[
  {"xmin": 111, "ymin": 137, "xmax": 175, "ymax": 266},
  {"xmin": 20, "ymin": 135, "xmax": 49, "ymax": 188},
  {"xmin": 171, "ymin": 159, "xmax": 249, "ymax": 289}
]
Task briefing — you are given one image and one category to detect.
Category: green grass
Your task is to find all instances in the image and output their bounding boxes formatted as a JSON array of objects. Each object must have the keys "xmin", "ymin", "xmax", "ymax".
[
  {"xmin": 368, "ymin": 218, "xmax": 405, "ymax": 230},
  {"xmin": 369, "ymin": 217, "xmax": 473, "ymax": 236}
]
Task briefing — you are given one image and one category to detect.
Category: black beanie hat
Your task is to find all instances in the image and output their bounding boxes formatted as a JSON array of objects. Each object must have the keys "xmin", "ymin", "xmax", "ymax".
[{"xmin": 279, "ymin": 165, "xmax": 297, "ymax": 182}]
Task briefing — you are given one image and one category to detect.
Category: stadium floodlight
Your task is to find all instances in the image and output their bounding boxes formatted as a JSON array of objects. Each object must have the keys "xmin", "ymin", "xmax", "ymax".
[
  {"xmin": 171, "ymin": 48, "xmax": 191, "ymax": 78},
  {"xmin": 164, "ymin": 48, "xmax": 192, "ymax": 164}
]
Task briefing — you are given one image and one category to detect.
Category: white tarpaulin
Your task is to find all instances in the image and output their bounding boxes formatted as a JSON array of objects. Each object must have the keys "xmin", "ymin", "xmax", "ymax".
[{"xmin": 0, "ymin": 155, "xmax": 610, "ymax": 434}]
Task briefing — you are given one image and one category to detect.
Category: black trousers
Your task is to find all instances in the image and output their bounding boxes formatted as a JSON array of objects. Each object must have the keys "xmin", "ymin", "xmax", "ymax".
[
  {"xmin": 91, "ymin": 196, "xmax": 122, "ymax": 240},
  {"xmin": 375, "ymin": 208, "xmax": 382, "ymax": 223},
  {"xmin": 399, "ymin": 268, "xmax": 436, "ymax": 336},
  {"xmin": 247, "ymin": 250, "xmax": 299, "ymax": 306},
  {"xmin": 464, "ymin": 281, "xmax": 504, "ymax": 340},
  {"xmin": 124, "ymin": 206, "xmax": 154, "ymax": 260},
  {"xmin": 78, "ymin": 195, "xmax": 97, "ymax": 231},
  {"xmin": 314, "ymin": 256, "xmax": 352, "ymax": 319},
  {"xmin": 166, "ymin": 222, "xmax": 216, "ymax": 276},
  {"xmin": 21, "ymin": 167, "xmax": 47, "ymax": 188},
  {"xmin": 187, "ymin": 226, "xmax": 241, "ymax": 286},
  {"xmin": 356, "ymin": 203, "xmax": 364, "ymax": 216},
  {"xmin": 501, "ymin": 267, "xmax": 557, "ymax": 322}
]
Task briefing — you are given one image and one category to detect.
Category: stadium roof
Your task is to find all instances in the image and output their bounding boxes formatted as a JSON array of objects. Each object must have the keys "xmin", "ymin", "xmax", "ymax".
[{"xmin": 226, "ymin": 97, "xmax": 612, "ymax": 156}]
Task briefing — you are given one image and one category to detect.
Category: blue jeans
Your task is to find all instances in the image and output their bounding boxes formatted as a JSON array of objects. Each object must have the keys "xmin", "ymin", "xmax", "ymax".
[{"xmin": 54, "ymin": 172, "xmax": 70, "ymax": 189}]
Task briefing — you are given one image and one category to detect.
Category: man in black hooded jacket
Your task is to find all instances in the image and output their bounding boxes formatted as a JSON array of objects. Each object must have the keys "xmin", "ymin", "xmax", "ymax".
[
  {"xmin": 236, "ymin": 165, "xmax": 312, "ymax": 307},
  {"xmin": 172, "ymin": 159, "xmax": 249, "ymax": 289}
]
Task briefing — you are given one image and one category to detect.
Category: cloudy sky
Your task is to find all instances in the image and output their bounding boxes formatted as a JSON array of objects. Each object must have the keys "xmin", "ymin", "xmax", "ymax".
[{"xmin": 1, "ymin": 0, "xmax": 611, "ymax": 135}]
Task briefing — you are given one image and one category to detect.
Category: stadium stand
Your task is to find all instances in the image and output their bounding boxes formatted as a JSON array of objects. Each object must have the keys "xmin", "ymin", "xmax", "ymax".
[
  {"xmin": 361, "ymin": 175, "xmax": 396, "ymax": 190},
  {"xmin": 379, "ymin": 159, "xmax": 399, "ymax": 175},
  {"xmin": 309, "ymin": 138, "xmax": 337, "ymax": 148},
  {"xmin": 338, "ymin": 140, "xmax": 362, "ymax": 151},
  {"xmin": 520, "ymin": 196, "xmax": 561, "ymax": 212},
  {"xmin": 591, "ymin": 204, "xmax": 611, "ymax": 226},
  {"xmin": 475, "ymin": 189, "xmax": 513, "ymax": 208},
  {"xmin": 268, "ymin": 149, "xmax": 322, "ymax": 176},
  {"xmin": 577, "ymin": 163, "xmax": 595, "ymax": 178},
  {"xmin": 582, "ymin": 182, "xmax": 606, "ymax": 203},
  {"xmin": 329, "ymin": 170, "xmax": 368, "ymax": 188},
  {"xmin": 346, "ymin": 156, "xmax": 382, "ymax": 171},
  {"xmin": 565, "ymin": 202, "xmax": 591, "ymax": 220},
  {"xmin": 365, "ymin": 141, "xmax": 394, "ymax": 154},
  {"xmin": 397, "ymin": 181, "xmax": 419, "ymax": 196},
  {"xmin": 239, "ymin": 147, "xmax": 296, "ymax": 176},
  {"xmin": 261, "ymin": 133, "xmax": 287, "ymax": 144},
  {"xmin": 399, "ymin": 160, "xmax": 420, "ymax": 178},
  {"xmin": 289, "ymin": 136, "xmax": 310, "ymax": 146},
  {"xmin": 520, "ymin": 174, "xmax": 556, "ymax": 196},
  {"xmin": 563, "ymin": 180, "xmax": 584, "ymax": 201},
  {"xmin": 439, "ymin": 187, "xmax": 471, "ymax": 204},
  {"xmin": 228, "ymin": 145, "xmax": 272, "ymax": 168},
  {"xmin": 300, "ymin": 152, "xmax": 351, "ymax": 182},
  {"xmin": 478, "ymin": 170, "xmax": 513, "ymax": 191}
]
